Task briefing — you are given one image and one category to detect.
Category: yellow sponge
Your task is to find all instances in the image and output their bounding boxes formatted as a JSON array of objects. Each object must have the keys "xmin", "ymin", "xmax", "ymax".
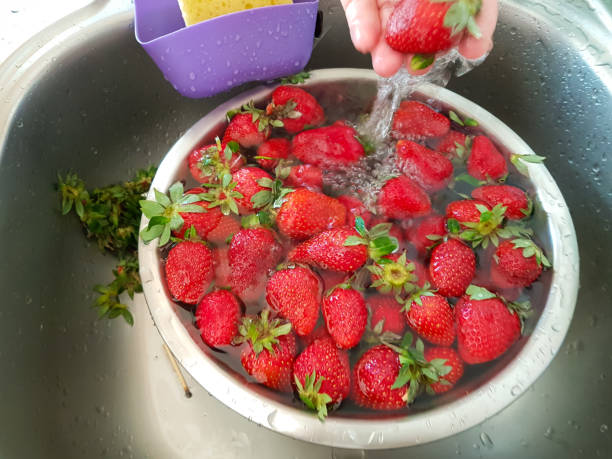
[{"xmin": 178, "ymin": 0, "xmax": 293, "ymax": 27}]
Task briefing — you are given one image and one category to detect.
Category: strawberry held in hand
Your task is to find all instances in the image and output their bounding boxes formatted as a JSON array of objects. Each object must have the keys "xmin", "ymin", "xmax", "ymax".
[{"xmin": 386, "ymin": 0, "xmax": 484, "ymax": 54}]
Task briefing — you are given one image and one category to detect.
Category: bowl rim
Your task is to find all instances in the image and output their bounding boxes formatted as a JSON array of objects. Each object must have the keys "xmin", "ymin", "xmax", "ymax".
[{"xmin": 138, "ymin": 68, "xmax": 579, "ymax": 449}]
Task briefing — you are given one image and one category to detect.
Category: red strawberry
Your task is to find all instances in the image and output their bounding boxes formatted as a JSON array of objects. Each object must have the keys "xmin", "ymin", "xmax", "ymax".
[
  {"xmin": 229, "ymin": 228, "xmax": 283, "ymax": 303},
  {"xmin": 255, "ymin": 138, "xmax": 290, "ymax": 170},
  {"xmin": 195, "ymin": 290, "xmax": 242, "ymax": 347},
  {"xmin": 165, "ymin": 241, "xmax": 214, "ymax": 305},
  {"xmin": 289, "ymin": 228, "xmax": 368, "ymax": 272},
  {"xmin": 429, "ymin": 238, "xmax": 475, "ymax": 297},
  {"xmin": 435, "ymin": 130, "xmax": 468, "ymax": 159},
  {"xmin": 187, "ymin": 141, "xmax": 244, "ymax": 184},
  {"xmin": 175, "ymin": 201, "xmax": 224, "ymax": 240},
  {"xmin": 391, "ymin": 101, "xmax": 450, "ymax": 139},
  {"xmin": 266, "ymin": 265, "xmax": 322, "ymax": 337},
  {"xmin": 206, "ymin": 214, "xmax": 241, "ymax": 244},
  {"xmin": 368, "ymin": 295, "xmax": 406, "ymax": 336},
  {"xmin": 455, "ymin": 286, "xmax": 526, "ymax": 364},
  {"xmin": 223, "ymin": 112, "xmax": 270, "ymax": 148},
  {"xmin": 487, "ymin": 263, "xmax": 523, "ymax": 300},
  {"xmin": 395, "ymin": 140, "xmax": 454, "ymax": 192},
  {"xmin": 406, "ymin": 214, "xmax": 447, "ymax": 254},
  {"xmin": 319, "ymin": 270, "xmax": 349, "ymax": 292},
  {"xmin": 232, "ymin": 167, "xmax": 273, "ymax": 214},
  {"xmin": 385, "ymin": 0, "xmax": 483, "ymax": 54},
  {"xmin": 446, "ymin": 199, "xmax": 491, "ymax": 226},
  {"xmin": 492, "ymin": 239, "xmax": 549, "ymax": 287},
  {"xmin": 424, "ymin": 347, "xmax": 464, "ymax": 393},
  {"xmin": 266, "ymin": 85, "xmax": 325, "ymax": 134},
  {"xmin": 291, "ymin": 121, "xmax": 365, "ymax": 170},
  {"xmin": 403, "ymin": 292, "xmax": 455, "ymax": 346},
  {"xmin": 212, "ymin": 247, "xmax": 231, "ymax": 286},
  {"xmin": 284, "ymin": 164, "xmax": 323, "ymax": 192},
  {"xmin": 337, "ymin": 195, "xmax": 374, "ymax": 227},
  {"xmin": 276, "ymin": 189, "xmax": 346, "ymax": 240},
  {"xmin": 467, "ymin": 135, "xmax": 508, "ymax": 181},
  {"xmin": 378, "ymin": 176, "xmax": 432, "ymax": 220},
  {"xmin": 300, "ymin": 325, "xmax": 332, "ymax": 348},
  {"xmin": 471, "ymin": 185, "xmax": 531, "ymax": 220},
  {"xmin": 322, "ymin": 287, "xmax": 368, "ymax": 349},
  {"xmin": 352, "ymin": 345, "xmax": 407, "ymax": 410},
  {"xmin": 236, "ymin": 310, "xmax": 296, "ymax": 392},
  {"xmin": 293, "ymin": 337, "xmax": 351, "ymax": 419}
]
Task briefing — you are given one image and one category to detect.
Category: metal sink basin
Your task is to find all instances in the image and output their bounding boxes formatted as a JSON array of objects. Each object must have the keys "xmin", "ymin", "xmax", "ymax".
[{"xmin": 0, "ymin": 0, "xmax": 610, "ymax": 457}]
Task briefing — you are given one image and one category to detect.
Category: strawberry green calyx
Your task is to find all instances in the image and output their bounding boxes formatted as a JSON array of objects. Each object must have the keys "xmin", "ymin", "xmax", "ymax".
[
  {"xmin": 170, "ymin": 225, "xmax": 205, "ymax": 244},
  {"xmin": 266, "ymin": 99, "xmax": 302, "ymax": 122},
  {"xmin": 367, "ymin": 252, "xmax": 418, "ymax": 296},
  {"xmin": 199, "ymin": 173, "xmax": 244, "ymax": 216},
  {"xmin": 241, "ymin": 211, "xmax": 274, "ymax": 229},
  {"xmin": 457, "ymin": 203, "xmax": 508, "ymax": 248},
  {"xmin": 465, "ymin": 284, "xmax": 497, "ymax": 300},
  {"xmin": 448, "ymin": 110, "xmax": 478, "ymax": 127},
  {"xmin": 400, "ymin": 282, "xmax": 436, "ymax": 313},
  {"xmin": 294, "ymin": 371, "xmax": 333, "ymax": 421},
  {"xmin": 510, "ymin": 153, "xmax": 546, "ymax": 177},
  {"xmin": 410, "ymin": 53, "xmax": 435, "ymax": 71},
  {"xmin": 198, "ymin": 137, "xmax": 240, "ymax": 181},
  {"xmin": 431, "ymin": 0, "xmax": 483, "ymax": 38},
  {"xmin": 279, "ymin": 71, "xmax": 310, "ymax": 85},
  {"xmin": 466, "ymin": 284, "xmax": 533, "ymax": 333},
  {"xmin": 344, "ymin": 216, "xmax": 399, "ymax": 261},
  {"xmin": 355, "ymin": 134, "xmax": 376, "ymax": 155},
  {"xmin": 511, "ymin": 238, "xmax": 552, "ymax": 268},
  {"xmin": 227, "ymin": 100, "xmax": 283, "ymax": 131},
  {"xmin": 139, "ymin": 181, "xmax": 206, "ymax": 246},
  {"xmin": 251, "ymin": 175, "xmax": 294, "ymax": 211},
  {"xmin": 234, "ymin": 309, "xmax": 292, "ymax": 356}
]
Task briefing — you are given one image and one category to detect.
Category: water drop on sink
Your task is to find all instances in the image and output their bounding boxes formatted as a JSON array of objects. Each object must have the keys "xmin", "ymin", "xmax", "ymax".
[
  {"xmin": 544, "ymin": 426, "xmax": 554, "ymax": 439},
  {"xmin": 511, "ymin": 385, "xmax": 521, "ymax": 396},
  {"xmin": 600, "ymin": 424, "xmax": 608, "ymax": 433},
  {"xmin": 480, "ymin": 432, "xmax": 494, "ymax": 448}
]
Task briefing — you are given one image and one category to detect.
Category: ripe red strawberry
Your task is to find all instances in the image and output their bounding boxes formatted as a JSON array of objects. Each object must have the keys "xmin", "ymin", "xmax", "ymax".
[
  {"xmin": 368, "ymin": 295, "xmax": 406, "ymax": 336},
  {"xmin": 403, "ymin": 292, "xmax": 455, "ymax": 346},
  {"xmin": 471, "ymin": 185, "xmax": 531, "ymax": 220},
  {"xmin": 429, "ymin": 238, "xmax": 475, "ymax": 297},
  {"xmin": 289, "ymin": 228, "xmax": 368, "ymax": 272},
  {"xmin": 187, "ymin": 141, "xmax": 244, "ymax": 184},
  {"xmin": 352, "ymin": 345, "xmax": 407, "ymax": 410},
  {"xmin": 446, "ymin": 199, "xmax": 491, "ymax": 226},
  {"xmin": 322, "ymin": 287, "xmax": 368, "ymax": 349},
  {"xmin": 206, "ymin": 214, "xmax": 241, "ymax": 244},
  {"xmin": 255, "ymin": 138, "xmax": 290, "ymax": 170},
  {"xmin": 236, "ymin": 310, "xmax": 296, "ymax": 392},
  {"xmin": 395, "ymin": 140, "xmax": 454, "ymax": 192},
  {"xmin": 319, "ymin": 270, "xmax": 349, "ymax": 292},
  {"xmin": 266, "ymin": 265, "xmax": 322, "ymax": 337},
  {"xmin": 174, "ymin": 200, "xmax": 224, "ymax": 240},
  {"xmin": 337, "ymin": 195, "xmax": 374, "ymax": 227},
  {"xmin": 266, "ymin": 85, "xmax": 325, "ymax": 134},
  {"xmin": 406, "ymin": 214, "xmax": 447, "ymax": 254},
  {"xmin": 455, "ymin": 286, "xmax": 526, "ymax": 364},
  {"xmin": 467, "ymin": 135, "xmax": 508, "ymax": 181},
  {"xmin": 493, "ymin": 239, "xmax": 550, "ymax": 287},
  {"xmin": 212, "ymin": 247, "xmax": 231, "ymax": 286},
  {"xmin": 291, "ymin": 121, "xmax": 365, "ymax": 170},
  {"xmin": 300, "ymin": 325, "xmax": 332, "ymax": 348},
  {"xmin": 284, "ymin": 164, "xmax": 323, "ymax": 192},
  {"xmin": 276, "ymin": 189, "xmax": 346, "ymax": 240},
  {"xmin": 232, "ymin": 167, "xmax": 273, "ymax": 214},
  {"xmin": 223, "ymin": 112, "xmax": 270, "ymax": 148},
  {"xmin": 435, "ymin": 130, "xmax": 468, "ymax": 159},
  {"xmin": 229, "ymin": 228, "xmax": 283, "ymax": 303},
  {"xmin": 391, "ymin": 101, "xmax": 451, "ymax": 139},
  {"xmin": 165, "ymin": 241, "xmax": 214, "ymax": 305},
  {"xmin": 378, "ymin": 176, "xmax": 432, "ymax": 220},
  {"xmin": 293, "ymin": 337, "xmax": 351, "ymax": 419},
  {"xmin": 424, "ymin": 347, "xmax": 464, "ymax": 393},
  {"xmin": 195, "ymin": 290, "xmax": 242, "ymax": 347},
  {"xmin": 385, "ymin": 0, "xmax": 483, "ymax": 54}
]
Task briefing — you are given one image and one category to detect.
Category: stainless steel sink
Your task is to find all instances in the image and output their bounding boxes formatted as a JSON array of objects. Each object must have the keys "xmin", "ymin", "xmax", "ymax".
[{"xmin": 1, "ymin": 0, "xmax": 611, "ymax": 457}]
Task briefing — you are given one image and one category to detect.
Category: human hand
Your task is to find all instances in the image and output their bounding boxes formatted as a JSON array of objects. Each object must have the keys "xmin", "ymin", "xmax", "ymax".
[{"xmin": 340, "ymin": 0, "xmax": 499, "ymax": 78}]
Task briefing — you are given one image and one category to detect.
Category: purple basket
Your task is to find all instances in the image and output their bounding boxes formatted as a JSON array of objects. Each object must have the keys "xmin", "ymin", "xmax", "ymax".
[{"xmin": 134, "ymin": 0, "xmax": 319, "ymax": 98}]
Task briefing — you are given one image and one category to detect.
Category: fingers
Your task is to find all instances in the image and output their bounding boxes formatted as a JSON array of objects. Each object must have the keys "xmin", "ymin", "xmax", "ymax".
[
  {"xmin": 370, "ymin": 1, "xmax": 404, "ymax": 78},
  {"xmin": 458, "ymin": 0, "xmax": 499, "ymax": 60},
  {"xmin": 341, "ymin": 0, "xmax": 382, "ymax": 53}
]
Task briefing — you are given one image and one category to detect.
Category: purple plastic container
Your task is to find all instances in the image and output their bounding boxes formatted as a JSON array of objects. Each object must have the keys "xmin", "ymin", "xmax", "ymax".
[{"xmin": 134, "ymin": 0, "xmax": 319, "ymax": 98}]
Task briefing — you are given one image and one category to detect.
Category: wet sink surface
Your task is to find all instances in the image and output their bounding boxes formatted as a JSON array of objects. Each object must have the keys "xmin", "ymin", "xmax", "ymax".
[{"xmin": 0, "ymin": 0, "xmax": 611, "ymax": 457}]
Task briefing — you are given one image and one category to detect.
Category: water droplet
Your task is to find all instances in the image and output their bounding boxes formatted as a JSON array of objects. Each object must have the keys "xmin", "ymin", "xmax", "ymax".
[
  {"xmin": 600, "ymin": 424, "xmax": 608, "ymax": 433},
  {"xmin": 511, "ymin": 385, "xmax": 522, "ymax": 396},
  {"xmin": 16, "ymin": 119, "xmax": 23, "ymax": 128},
  {"xmin": 480, "ymin": 432, "xmax": 494, "ymax": 448},
  {"xmin": 544, "ymin": 426, "xmax": 554, "ymax": 439},
  {"xmin": 189, "ymin": 86, "xmax": 196, "ymax": 93},
  {"xmin": 24, "ymin": 296, "xmax": 32, "ymax": 305},
  {"xmin": 188, "ymin": 72, "xmax": 196, "ymax": 80}
]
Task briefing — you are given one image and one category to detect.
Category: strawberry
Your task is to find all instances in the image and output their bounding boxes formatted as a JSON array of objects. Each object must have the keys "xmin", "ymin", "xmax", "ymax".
[
  {"xmin": 187, "ymin": 140, "xmax": 244, "ymax": 184},
  {"xmin": 235, "ymin": 310, "xmax": 296, "ymax": 392},
  {"xmin": 266, "ymin": 85, "xmax": 325, "ymax": 134},
  {"xmin": 492, "ymin": 239, "xmax": 550, "ymax": 287},
  {"xmin": 223, "ymin": 105, "xmax": 271, "ymax": 148},
  {"xmin": 424, "ymin": 347, "xmax": 464, "ymax": 393},
  {"xmin": 322, "ymin": 286, "xmax": 368, "ymax": 349},
  {"xmin": 291, "ymin": 121, "xmax": 365, "ymax": 170},
  {"xmin": 284, "ymin": 164, "xmax": 323, "ymax": 192},
  {"xmin": 195, "ymin": 290, "xmax": 242, "ymax": 347},
  {"xmin": 232, "ymin": 167, "xmax": 273, "ymax": 214},
  {"xmin": 289, "ymin": 228, "xmax": 368, "ymax": 272},
  {"xmin": 266, "ymin": 265, "xmax": 322, "ymax": 337},
  {"xmin": 319, "ymin": 270, "xmax": 349, "ymax": 292},
  {"xmin": 293, "ymin": 337, "xmax": 351, "ymax": 419},
  {"xmin": 164, "ymin": 241, "xmax": 214, "ymax": 305},
  {"xmin": 446, "ymin": 200, "xmax": 516, "ymax": 249},
  {"xmin": 385, "ymin": 0, "xmax": 483, "ymax": 54},
  {"xmin": 276, "ymin": 189, "xmax": 346, "ymax": 240},
  {"xmin": 435, "ymin": 130, "xmax": 468, "ymax": 159},
  {"xmin": 255, "ymin": 138, "xmax": 290, "ymax": 171},
  {"xmin": 395, "ymin": 140, "xmax": 454, "ymax": 192},
  {"xmin": 300, "ymin": 325, "xmax": 332, "ymax": 348},
  {"xmin": 406, "ymin": 214, "xmax": 447, "ymax": 254},
  {"xmin": 446, "ymin": 199, "xmax": 491, "ymax": 226},
  {"xmin": 229, "ymin": 228, "xmax": 283, "ymax": 303},
  {"xmin": 403, "ymin": 289, "xmax": 455, "ymax": 346},
  {"xmin": 368, "ymin": 295, "xmax": 406, "ymax": 336},
  {"xmin": 352, "ymin": 345, "xmax": 407, "ymax": 410},
  {"xmin": 212, "ymin": 247, "xmax": 231, "ymax": 287},
  {"xmin": 206, "ymin": 214, "xmax": 241, "ymax": 244},
  {"xmin": 378, "ymin": 176, "xmax": 432, "ymax": 220},
  {"xmin": 391, "ymin": 101, "xmax": 451, "ymax": 139},
  {"xmin": 471, "ymin": 185, "xmax": 532, "ymax": 220},
  {"xmin": 467, "ymin": 135, "xmax": 508, "ymax": 181},
  {"xmin": 174, "ymin": 189, "xmax": 224, "ymax": 239},
  {"xmin": 455, "ymin": 285, "xmax": 530, "ymax": 364},
  {"xmin": 429, "ymin": 238, "xmax": 475, "ymax": 297},
  {"xmin": 337, "ymin": 195, "xmax": 374, "ymax": 227}
]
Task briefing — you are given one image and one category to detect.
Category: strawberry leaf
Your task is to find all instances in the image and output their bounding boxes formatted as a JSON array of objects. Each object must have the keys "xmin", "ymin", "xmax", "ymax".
[
  {"xmin": 410, "ymin": 53, "xmax": 435, "ymax": 70},
  {"xmin": 280, "ymin": 71, "xmax": 310, "ymax": 85},
  {"xmin": 354, "ymin": 216, "xmax": 367, "ymax": 237},
  {"xmin": 344, "ymin": 236, "xmax": 368, "ymax": 246},
  {"xmin": 466, "ymin": 284, "xmax": 497, "ymax": 300}
]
